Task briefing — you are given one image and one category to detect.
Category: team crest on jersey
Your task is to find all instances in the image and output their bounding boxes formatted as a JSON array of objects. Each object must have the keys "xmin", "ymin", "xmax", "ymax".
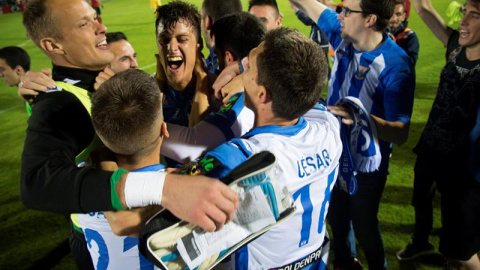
[
  {"xmin": 219, "ymin": 94, "xmax": 240, "ymax": 113},
  {"xmin": 355, "ymin": 65, "xmax": 370, "ymax": 80},
  {"xmin": 181, "ymin": 156, "xmax": 222, "ymax": 175}
]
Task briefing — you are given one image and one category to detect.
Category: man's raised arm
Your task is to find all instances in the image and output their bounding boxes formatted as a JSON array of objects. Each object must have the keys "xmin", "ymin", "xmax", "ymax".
[
  {"xmin": 412, "ymin": 0, "xmax": 453, "ymax": 46},
  {"xmin": 289, "ymin": 0, "xmax": 328, "ymax": 24}
]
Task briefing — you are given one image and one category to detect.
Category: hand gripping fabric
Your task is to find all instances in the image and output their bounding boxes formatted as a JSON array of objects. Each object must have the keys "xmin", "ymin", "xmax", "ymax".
[{"xmin": 336, "ymin": 96, "xmax": 381, "ymax": 195}]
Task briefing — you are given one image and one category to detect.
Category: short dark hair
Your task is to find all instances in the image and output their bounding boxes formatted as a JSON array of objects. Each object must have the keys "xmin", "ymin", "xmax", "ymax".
[
  {"xmin": 23, "ymin": 0, "xmax": 63, "ymax": 45},
  {"xmin": 92, "ymin": 69, "xmax": 163, "ymax": 159},
  {"xmin": 155, "ymin": 1, "xmax": 201, "ymax": 43},
  {"xmin": 202, "ymin": 0, "xmax": 242, "ymax": 22},
  {"xmin": 211, "ymin": 12, "xmax": 266, "ymax": 60},
  {"xmin": 106, "ymin": 32, "xmax": 128, "ymax": 44},
  {"xmin": 469, "ymin": 0, "xmax": 480, "ymax": 7},
  {"xmin": 360, "ymin": 0, "xmax": 395, "ymax": 31},
  {"xmin": 0, "ymin": 46, "xmax": 31, "ymax": 72},
  {"xmin": 257, "ymin": 28, "xmax": 327, "ymax": 120},
  {"xmin": 248, "ymin": 0, "xmax": 280, "ymax": 15}
]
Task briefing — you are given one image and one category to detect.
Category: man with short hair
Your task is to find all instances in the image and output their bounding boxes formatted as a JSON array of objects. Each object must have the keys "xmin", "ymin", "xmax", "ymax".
[
  {"xmin": 0, "ymin": 46, "xmax": 30, "ymax": 87},
  {"xmin": 84, "ymin": 69, "xmax": 166, "ymax": 269},
  {"xmin": 154, "ymin": 1, "xmax": 213, "ymax": 128},
  {"xmin": 249, "ymin": 0, "xmax": 283, "ymax": 31},
  {"xmin": 397, "ymin": 0, "xmax": 480, "ymax": 268},
  {"xmin": 106, "ymin": 32, "xmax": 138, "ymax": 73},
  {"xmin": 20, "ymin": 2, "xmax": 238, "ymax": 269},
  {"xmin": 211, "ymin": 12, "xmax": 266, "ymax": 72},
  {"xmin": 386, "ymin": 0, "xmax": 419, "ymax": 65},
  {"xmin": 202, "ymin": 27, "xmax": 341, "ymax": 269},
  {"xmin": 161, "ymin": 12, "xmax": 265, "ymax": 165},
  {"xmin": 200, "ymin": 0, "xmax": 242, "ymax": 74},
  {"xmin": 290, "ymin": 0, "xmax": 415, "ymax": 269}
]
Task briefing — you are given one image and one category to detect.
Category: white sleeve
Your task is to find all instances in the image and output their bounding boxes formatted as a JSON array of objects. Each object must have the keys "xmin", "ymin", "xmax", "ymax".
[{"xmin": 161, "ymin": 121, "xmax": 227, "ymax": 164}]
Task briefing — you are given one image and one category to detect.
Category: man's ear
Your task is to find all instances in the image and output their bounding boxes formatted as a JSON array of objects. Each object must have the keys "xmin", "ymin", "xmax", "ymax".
[
  {"xmin": 277, "ymin": 12, "xmax": 283, "ymax": 27},
  {"xmin": 15, "ymin": 66, "xmax": 25, "ymax": 77},
  {"xmin": 160, "ymin": 122, "xmax": 169, "ymax": 138},
  {"xmin": 224, "ymin": 51, "xmax": 238, "ymax": 66},
  {"xmin": 39, "ymin": 37, "xmax": 64, "ymax": 55},
  {"xmin": 205, "ymin": 15, "xmax": 213, "ymax": 30},
  {"xmin": 365, "ymin": 14, "xmax": 378, "ymax": 28},
  {"xmin": 258, "ymin": 85, "xmax": 271, "ymax": 104}
]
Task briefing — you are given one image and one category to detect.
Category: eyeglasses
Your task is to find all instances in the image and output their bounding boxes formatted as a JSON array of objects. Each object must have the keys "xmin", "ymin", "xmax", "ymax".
[{"xmin": 341, "ymin": 6, "xmax": 363, "ymax": 17}]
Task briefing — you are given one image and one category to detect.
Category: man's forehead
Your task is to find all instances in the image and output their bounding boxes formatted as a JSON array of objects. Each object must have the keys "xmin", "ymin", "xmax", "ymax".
[
  {"xmin": 48, "ymin": 0, "xmax": 95, "ymax": 22},
  {"xmin": 343, "ymin": 0, "xmax": 361, "ymax": 8},
  {"xmin": 157, "ymin": 19, "xmax": 194, "ymax": 35},
  {"xmin": 466, "ymin": 1, "xmax": 480, "ymax": 11}
]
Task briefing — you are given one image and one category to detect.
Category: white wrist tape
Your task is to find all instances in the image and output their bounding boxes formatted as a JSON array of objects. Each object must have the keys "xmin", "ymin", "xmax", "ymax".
[{"xmin": 124, "ymin": 171, "xmax": 166, "ymax": 208}]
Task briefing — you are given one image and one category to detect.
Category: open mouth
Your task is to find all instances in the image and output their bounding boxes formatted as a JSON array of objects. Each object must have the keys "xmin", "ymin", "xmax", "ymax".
[
  {"xmin": 459, "ymin": 30, "xmax": 469, "ymax": 38},
  {"xmin": 96, "ymin": 40, "xmax": 108, "ymax": 49},
  {"xmin": 167, "ymin": 56, "xmax": 183, "ymax": 70}
]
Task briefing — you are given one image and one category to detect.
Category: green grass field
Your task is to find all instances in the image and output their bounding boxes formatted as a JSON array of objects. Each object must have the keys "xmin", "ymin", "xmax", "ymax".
[{"xmin": 0, "ymin": 0, "xmax": 455, "ymax": 269}]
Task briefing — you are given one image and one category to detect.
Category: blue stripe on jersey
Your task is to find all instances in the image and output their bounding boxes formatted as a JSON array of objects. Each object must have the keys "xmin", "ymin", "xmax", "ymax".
[
  {"xmin": 234, "ymin": 245, "xmax": 249, "ymax": 270},
  {"xmin": 318, "ymin": 165, "xmax": 337, "ymax": 234},
  {"xmin": 319, "ymin": 7, "xmax": 414, "ymax": 123},
  {"xmin": 326, "ymin": 40, "xmax": 414, "ymax": 122},
  {"xmin": 123, "ymin": 237, "xmax": 137, "ymax": 252},
  {"xmin": 205, "ymin": 140, "xmax": 249, "ymax": 179},
  {"xmin": 132, "ymin": 164, "xmax": 166, "ymax": 172},
  {"xmin": 204, "ymin": 93, "xmax": 246, "ymax": 141},
  {"xmin": 242, "ymin": 117, "xmax": 307, "ymax": 138}
]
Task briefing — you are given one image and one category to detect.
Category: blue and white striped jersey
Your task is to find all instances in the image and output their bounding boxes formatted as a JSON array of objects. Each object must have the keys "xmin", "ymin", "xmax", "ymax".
[
  {"xmin": 205, "ymin": 106, "xmax": 342, "ymax": 269},
  {"xmin": 319, "ymin": 8, "xmax": 415, "ymax": 124}
]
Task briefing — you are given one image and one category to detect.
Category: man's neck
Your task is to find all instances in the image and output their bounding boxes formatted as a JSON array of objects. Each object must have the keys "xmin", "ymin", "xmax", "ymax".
[
  {"xmin": 465, "ymin": 43, "xmax": 480, "ymax": 61},
  {"xmin": 116, "ymin": 146, "xmax": 161, "ymax": 172},
  {"xmin": 169, "ymin": 73, "xmax": 195, "ymax": 91},
  {"xmin": 352, "ymin": 31, "xmax": 384, "ymax": 52},
  {"xmin": 253, "ymin": 107, "xmax": 299, "ymax": 128}
]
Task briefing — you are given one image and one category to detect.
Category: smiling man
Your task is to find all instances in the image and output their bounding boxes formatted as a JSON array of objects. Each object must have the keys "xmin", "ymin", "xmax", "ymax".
[
  {"xmin": 155, "ymin": 1, "xmax": 214, "ymax": 129},
  {"xmin": 106, "ymin": 32, "xmax": 138, "ymax": 73},
  {"xmin": 399, "ymin": 0, "xmax": 480, "ymax": 268},
  {"xmin": 20, "ymin": 0, "xmax": 238, "ymax": 269}
]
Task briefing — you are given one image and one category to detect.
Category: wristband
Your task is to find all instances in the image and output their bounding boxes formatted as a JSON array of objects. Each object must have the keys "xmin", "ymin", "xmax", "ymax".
[
  {"xmin": 110, "ymin": 168, "xmax": 129, "ymax": 210},
  {"xmin": 124, "ymin": 170, "xmax": 167, "ymax": 208}
]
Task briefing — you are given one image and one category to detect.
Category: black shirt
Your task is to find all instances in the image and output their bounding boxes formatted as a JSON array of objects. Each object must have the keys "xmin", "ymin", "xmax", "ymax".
[
  {"xmin": 21, "ymin": 65, "xmax": 114, "ymax": 213},
  {"xmin": 414, "ymin": 31, "xmax": 480, "ymax": 161}
]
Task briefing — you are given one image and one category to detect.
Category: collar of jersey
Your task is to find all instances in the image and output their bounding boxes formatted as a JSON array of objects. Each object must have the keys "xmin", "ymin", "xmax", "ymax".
[
  {"xmin": 132, "ymin": 164, "xmax": 166, "ymax": 172},
  {"xmin": 52, "ymin": 64, "xmax": 100, "ymax": 92},
  {"xmin": 242, "ymin": 117, "xmax": 307, "ymax": 139}
]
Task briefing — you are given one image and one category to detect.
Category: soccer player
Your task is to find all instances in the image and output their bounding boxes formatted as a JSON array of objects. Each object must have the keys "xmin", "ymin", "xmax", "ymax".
[
  {"xmin": 82, "ymin": 69, "xmax": 166, "ymax": 269},
  {"xmin": 0, "ymin": 46, "xmax": 30, "ymax": 87},
  {"xmin": 154, "ymin": 1, "xmax": 214, "ymax": 130},
  {"xmin": 19, "ymin": 2, "xmax": 238, "ymax": 269},
  {"xmin": 248, "ymin": 0, "xmax": 283, "ymax": 31},
  {"xmin": 397, "ymin": 0, "xmax": 480, "ymax": 268},
  {"xmin": 106, "ymin": 32, "xmax": 138, "ymax": 73},
  {"xmin": 200, "ymin": 27, "xmax": 342, "ymax": 269},
  {"xmin": 289, "ymin": 0, "xmax": 415, "ymax": 269},
  {"xmin": 161, "ymin": 12, "xmax": 266, "ymax": 164}
]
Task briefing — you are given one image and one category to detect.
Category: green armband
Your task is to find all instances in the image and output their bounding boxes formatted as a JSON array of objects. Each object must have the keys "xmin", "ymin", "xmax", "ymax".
[
  {"xmin": 25, "ymin": 102, "xmax": 32, "ymax": 116},
  {"xmin": 110, "ymin": 168, "xmax": 129, "ymax": 210}
]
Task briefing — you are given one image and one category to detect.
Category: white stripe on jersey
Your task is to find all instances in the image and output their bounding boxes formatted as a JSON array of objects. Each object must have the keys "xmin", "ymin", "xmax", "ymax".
[{"xmin": 233, "ymin": 108, "xmax": 342, "ymax": 269}]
